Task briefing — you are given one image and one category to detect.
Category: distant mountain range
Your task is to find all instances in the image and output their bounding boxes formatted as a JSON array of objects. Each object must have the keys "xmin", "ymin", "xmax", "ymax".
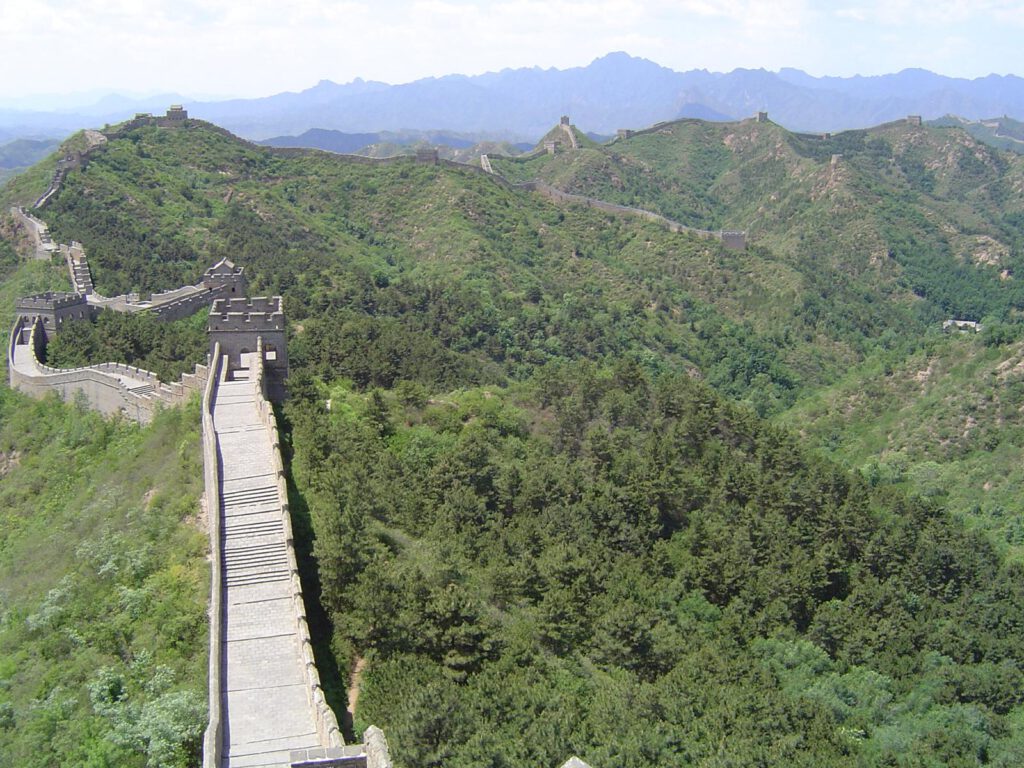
[{"xmin": 3, "ymin": 53, "xmax": 1024, "ymax": 142}]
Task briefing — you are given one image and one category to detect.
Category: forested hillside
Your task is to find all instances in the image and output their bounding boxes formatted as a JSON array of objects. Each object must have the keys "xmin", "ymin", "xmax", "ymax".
[
  {"xmin": 3, "ymin": 116, "xmax": 1024, "ymax": 766},
  {"xmin": 288, "ymin": 363, "xmax": 1024, "ymax": 766},
  {"xmin": 493, "ymin": 118, "xmax": 1024, "ymax": 324}
]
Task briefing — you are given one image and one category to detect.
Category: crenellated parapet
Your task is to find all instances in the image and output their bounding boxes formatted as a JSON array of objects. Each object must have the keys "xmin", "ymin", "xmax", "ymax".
[
  {"xmin": 8, "ymin": 316, "xmax": 208, "ymax": 423},
  {"xmin": 15, "ymin": 291, "xmax": 96, "ymax": 340},
  {"xmin": 208, "ymin": 296, "xmax": 288, "ymax": 402}
]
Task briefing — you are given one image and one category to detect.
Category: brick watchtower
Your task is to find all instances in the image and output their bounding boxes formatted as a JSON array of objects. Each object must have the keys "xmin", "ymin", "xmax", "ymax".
[
  {"xmin": 14, "ymin": 291, "xmax": 95, "ymax": 341},
  {"xmin": 207, "ymin": 296, "xmax": 288, "ymax": 401}
]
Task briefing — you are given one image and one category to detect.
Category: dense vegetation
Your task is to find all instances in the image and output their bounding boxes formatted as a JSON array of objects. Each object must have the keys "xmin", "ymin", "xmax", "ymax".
[
  {"xmin": 493, "ymin": 119, "xmax": 1024, "ymax": 325},
  {"xmin": 783, "ymin": 330, "xmax": 1024, "ymax": 561},
  {"xmin": 0, "ymin": 392, "xmax": 208, "ymax": 768},
  {"xmin": 46, "ymin": 309, "xmax": 207, "ymax": 382},
  {"xmin": 287, "ymin": 362, "xmax": 1024, "ymax": 766},
  {"xmin": 4, "ymin": 117, "xmax": 1024, "ymax": 766}
]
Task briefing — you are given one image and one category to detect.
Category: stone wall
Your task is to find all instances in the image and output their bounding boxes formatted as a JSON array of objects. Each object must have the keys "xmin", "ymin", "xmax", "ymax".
[
  {"xmin": 200, "ymin": 344, "xmax": 225, "ymax": 768},
  {"xmin": 251, "ymin": 338, "xmax": 344, "ymax": 749},
  {"xmin": 148, "ymin": 288, "xmax": 220, "ymax": 322},
  {"xmin": 8, "ymin": 317, "xmax": 207, "ymax": 424},
  {"xmin": 519, "ymin": 181, "xmax": 746, "ymax": 249},
  {"xmin": 62, "ymin": 242, "xmax": 95, "ymax": 295}
]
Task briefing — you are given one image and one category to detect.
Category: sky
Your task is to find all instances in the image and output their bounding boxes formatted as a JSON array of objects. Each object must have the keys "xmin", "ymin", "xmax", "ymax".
[{"xmin": 1, "ymin": 0, "xmax": 1023, "ymax": 104}]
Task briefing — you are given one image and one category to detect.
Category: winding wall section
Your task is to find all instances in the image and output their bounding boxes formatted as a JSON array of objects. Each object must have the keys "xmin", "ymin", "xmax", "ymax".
[{"xmin": 8, "ymin": 316, "xmax": 207, "ymax": 423}]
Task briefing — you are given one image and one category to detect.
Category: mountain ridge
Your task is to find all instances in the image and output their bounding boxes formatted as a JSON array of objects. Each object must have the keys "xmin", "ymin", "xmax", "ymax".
[{"xmin": 4, "ymin": 54, "xmax": 1024, "ymax": 142}]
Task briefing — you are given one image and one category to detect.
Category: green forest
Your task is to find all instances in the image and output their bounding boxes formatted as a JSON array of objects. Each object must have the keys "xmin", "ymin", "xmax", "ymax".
[
  {"xmin": 287, "ymin": 363, "xmax": 1024, "ymax": 766},
  {"xmin": 3, "ymin": 116, "xmax": 1024, "ymax": 766}
]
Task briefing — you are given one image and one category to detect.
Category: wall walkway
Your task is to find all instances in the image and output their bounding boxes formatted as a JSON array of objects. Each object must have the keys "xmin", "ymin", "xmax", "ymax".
[
  {"xmin": 202, "ymin": 341, "xmax": 385, "ymax": 768},
  {"xmin": 10, "ymin": 207, "xmax": 57, "ymax": 260}
]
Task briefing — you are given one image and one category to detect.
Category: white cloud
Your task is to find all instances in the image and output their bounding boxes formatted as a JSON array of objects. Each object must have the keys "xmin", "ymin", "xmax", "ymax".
[{"xmin": 0, "ymin": 0, "xmax": 1019, "ymax": 99}]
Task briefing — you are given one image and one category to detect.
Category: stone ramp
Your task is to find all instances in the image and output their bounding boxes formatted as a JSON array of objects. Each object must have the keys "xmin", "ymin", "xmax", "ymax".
[{"xmin": 213, "ymin": 377, "xmax": 321, "ymax": 767}]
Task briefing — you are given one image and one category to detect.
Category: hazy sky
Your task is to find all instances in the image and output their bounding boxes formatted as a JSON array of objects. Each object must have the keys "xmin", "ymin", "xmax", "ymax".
[{"xmin": 1, "ymin": 0, "xmax": 1022, "ymax": 102}]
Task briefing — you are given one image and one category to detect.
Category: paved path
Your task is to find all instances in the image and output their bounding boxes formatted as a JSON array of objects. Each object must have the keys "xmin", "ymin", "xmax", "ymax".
[
  {"xmin": 10, "ymin": 207, "xmax": 56, "ymax": 260},
  {"xmin": 212, "ymin": 370, "xmax": 321, "ymax": 767},
  {"xmin": 560, "ymin": 122, "xmax": 579, "ymax": 149}
]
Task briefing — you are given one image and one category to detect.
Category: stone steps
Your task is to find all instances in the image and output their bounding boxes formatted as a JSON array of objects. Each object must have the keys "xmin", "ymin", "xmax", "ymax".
[
  {"xmin": 127, "ymin": 382, "xmax": 156, "ymax": 396},
  {"xmin": 211, "ymin": 362, "xmax": 327, "ymax": 766},
  {"xmin": 222, "ymin": 486, "xmax": 279, "ymax": 508},
  {"xmin": 224, "ymin": 519, "xmax": 283, "ymax": 540}
]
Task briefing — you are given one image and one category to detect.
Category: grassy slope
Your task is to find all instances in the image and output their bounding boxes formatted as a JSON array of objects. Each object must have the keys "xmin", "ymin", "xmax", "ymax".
[{"xmin": 0, "ymin": 395, "xmax": 208, "ymax": 768}]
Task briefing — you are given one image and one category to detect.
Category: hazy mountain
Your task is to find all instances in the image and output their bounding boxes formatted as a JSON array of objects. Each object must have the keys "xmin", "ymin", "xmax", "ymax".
[
  {"xmin": 3, "ymin": 54, "xmax": 1024, "ymax": 141},
  {"xmin": 0, "ymin": 138, "xmax": 62, "ymax": 169},
  {"xmin": 185, "ymin": 54, "xmax": 1024, "ymax": 138}
]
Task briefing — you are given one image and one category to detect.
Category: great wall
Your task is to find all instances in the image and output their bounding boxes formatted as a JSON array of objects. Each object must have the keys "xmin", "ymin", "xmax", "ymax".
[
  {"xmin": 479, "ymin": 115, "xmax": 748, "ymax": 250},
  {"xmin": 6, "ymin": 110, "xmax": 394, "ymax": 766},
  {"xmin": 3, "ymin": 102, "xmax": 817, "ymax": 768}
]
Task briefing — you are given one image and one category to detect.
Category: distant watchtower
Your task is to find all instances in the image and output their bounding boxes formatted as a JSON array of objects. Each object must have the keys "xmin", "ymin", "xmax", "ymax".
[
  {"xmin": 207, "ymin": 296, "xmax": 288, "ymax": 401},
  {"xmin": 202, "ymin": 258, "xmax": 247, "ymax": 295},
  {"xmin": 166, "ymin": 105, "xmax": 188, "ymax": 121},
  {"xmin": 415, "ymin": 148, "xmax": 439, "ymax": 164}
]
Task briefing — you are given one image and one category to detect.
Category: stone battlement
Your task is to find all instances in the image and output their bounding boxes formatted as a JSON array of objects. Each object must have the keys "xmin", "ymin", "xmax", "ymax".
[
  {"xmin": 208, "ymin": 296, "xmax": 284, "ymax": 331},
  {"xmin": 208, "ymin": 297, "xmax": 288, "ymax": 400},
  {"xmin": 16, "ymin": 291, "xmax": 86, "ymax": 311}
]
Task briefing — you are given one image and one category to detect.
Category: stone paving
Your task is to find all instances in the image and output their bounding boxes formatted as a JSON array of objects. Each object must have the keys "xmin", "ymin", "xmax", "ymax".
[{"xmin": 213, "ymin": 374, "xmax": 320, "ymax": 768}]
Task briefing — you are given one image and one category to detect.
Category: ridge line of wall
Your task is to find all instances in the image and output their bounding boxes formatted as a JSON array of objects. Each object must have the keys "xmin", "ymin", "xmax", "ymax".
[
  {"xmin": 252, "ymin": 337, "xmax": 344, "ymax": 748},
  {"xmin": 517, "ymin": 181, "xmax": 745, "ymax": 246},
  {"xmin": 201, "ymin": 344, "xmax": 224, "ymax": 768}
]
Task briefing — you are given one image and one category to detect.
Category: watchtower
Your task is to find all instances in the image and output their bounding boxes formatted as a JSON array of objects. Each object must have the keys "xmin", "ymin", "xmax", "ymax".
[
  {"xmin": 14, "ymin": 291, "xmax": 94, "ymax": 340},
  {"xmin": 720, "ymin": 231, "xmax": 747, "ymax": 251},
  {"xmin": 202, "ymin": 258, "xmax": 247, "ymax": 295},
  {"xmin": 208, "ymin": 296, "xmax": 288, "ymax": 401},
  {"xmin": 756, "ymin": 111, "xmax": 769, "ymax": 123},
  {"xmin": 166, "ymin": 105, "xmax": 188, "ymax": 121},
  {"xmin": 415, "ymin": 149, "xmax": 439, "ymax": 164},
  {"xmin": 560, "ymin": 115, "xmax": 571, "ymax": 126},
  {"xmin": 906, "ymin": 115, "xmax": 922, "ymax": 126}
]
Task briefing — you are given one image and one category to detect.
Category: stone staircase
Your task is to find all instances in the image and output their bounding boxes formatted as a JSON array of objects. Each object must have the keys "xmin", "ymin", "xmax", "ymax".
[
  {"xmin": 212, "ymin": 376, "xmax": 324, "ymax": 767},
  {"xmin": 126, "ymin": 382, "xmax": 156, "ymax": 397}
]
